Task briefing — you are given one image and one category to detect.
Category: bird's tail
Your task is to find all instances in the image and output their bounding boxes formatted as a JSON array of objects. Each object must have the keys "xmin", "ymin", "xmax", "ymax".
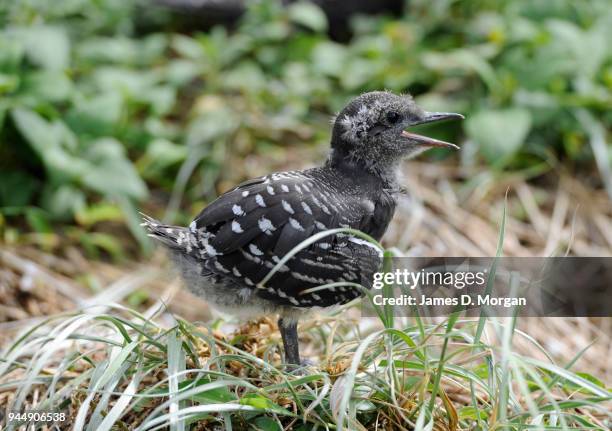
[{"xmin": 140, "ymin": 213, "xmax": 188, "ymax": 250}]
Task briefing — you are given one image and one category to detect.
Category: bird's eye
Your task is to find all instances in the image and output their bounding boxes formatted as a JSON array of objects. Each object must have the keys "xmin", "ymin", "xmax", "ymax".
[{"xmin": 386, "ymin": 111, "xmax": 401, "ymax": 124}]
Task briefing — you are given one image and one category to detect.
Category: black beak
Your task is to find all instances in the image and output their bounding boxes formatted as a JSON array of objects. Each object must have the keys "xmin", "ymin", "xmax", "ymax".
[
  {"xmin": 401, "ymin": 111, "xmax": 464, "ymax": 150},
  {"xmin": 412, "ymin": 112, "xmax": 465, "ymax": 127}
]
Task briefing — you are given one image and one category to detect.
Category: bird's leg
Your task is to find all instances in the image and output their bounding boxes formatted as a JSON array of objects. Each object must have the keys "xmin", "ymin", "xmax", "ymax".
[{"xmin": 278, "ymin": 317, "xmax": 300, "ymax": 366}]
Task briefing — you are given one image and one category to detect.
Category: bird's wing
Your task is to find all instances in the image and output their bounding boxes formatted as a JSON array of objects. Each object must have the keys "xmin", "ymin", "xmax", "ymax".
[{"xmin": 189, "ymin": 171, "xmax": 383, "ymax": 307}]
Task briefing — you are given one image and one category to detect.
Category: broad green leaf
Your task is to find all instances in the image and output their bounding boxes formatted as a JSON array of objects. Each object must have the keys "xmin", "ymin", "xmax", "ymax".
[
  {"xmin": 138, "ymin": 138, "xmax": 187, "ymax": 179},
  {"xmin": 41, "ymin": 184, "xmax": 86, "ymax": 219},
  {"xmin": 81, "ymin": 138, "xmax": 148, "ymax": 200},
  {"xmin": 21, "ymin": 70, "xmax": 73, "ymax": 102},
  {"xmin": 11, "ymin": 107, "xmax": 61, "ymax": 152},
  {"xmin": 12, "ymin": 108, "xmax": 87, "ymax": 182},
  {"xmin": 171, "ymin": 35, "xmax": 204, "ymax": 61},
  {"xmin": 0, "ymin": 171, "xmax": 38, "ymax": 207},
  {"xmin": 465, "ymin": 108, "xmax": 531, "ymax": 164},
  {"xmin": 141, "ymin": 86, "xmax": 176, "ymax": 116},
  {"xmin": 222, "ymin": 62, "xmax": 266, "ymax": 93},
  {"xmin": 164, "ymin": 59, "xmax": 200, "ymax": 87},
  {"xmin": 251, "ymin": 416, "xmax": 282, "ymax": 431},
  {"xmin": 421, "ymin": 49, "xmax": 499, "ymax": 90},
  {"xmin": 77, "ymin": 36, "xmax": 138, "ymax": 64},
  {"xmin": 288, "ymin": 2, "xmax": 328, "ymax": 33},
  {"xmin": 78, "ymin": 33, "xmax": 166, "ymax": 66},
  {"xmin": 0, "ymin": 73, "xmax": 19, "ymax": 94},
  {"xmin": 0, "ymin": 37, "xmax": 24, "ymax": 70},
  {"xmin": 67, "ymin": 92, "xmax": 123, "ymax": 136},
  {"xmin": 311, "ymin": 41, "xmax": 347, "ymax": 77},
  {"xmin": 93, "ymin": 67, "xmax": 157, "ymax": 96},
  {"xmin": 14, "ymin": 26, "xmax": 70, "ymax": 70}
]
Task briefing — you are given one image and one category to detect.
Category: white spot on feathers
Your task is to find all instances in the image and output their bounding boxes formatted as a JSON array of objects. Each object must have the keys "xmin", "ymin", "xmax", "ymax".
[
  {"xmin": 249, "ymin": 243, "xmax": 264, "ymax": 256},
  {"xmin": 289, "ymin": 297, "xmax": 300, "ymax": 306},
  {"xmin": 255, "ymin": 194, "xmax": 266, "ymax": 207},
  {"xmin": 258, "ymin": 216, "xmax": 276, "ymax": 235},
  {"xmin": 266, "ymin": 185, "xmax": 275, "ymax": 195},
  {"xmin": 242, "ymin": 190, "xmax": 250, "ymax": 197},
  {"xmin": 281, "ymin": 200, "xmax": 294, "ymax": 214},
  {"xmin": 281, "ymin": 184, "xmax": 289, "ymax": 192},
  {"xmin": 205, "ymin": 243, "xmax": 218, "ymax": 256},
  {"xmin": 301, "ymin": 202, "xmax": 312, "ymax": 215},
  {"xmin": 288, "ymin": 217, "xmax": 305, "ymax": 231},
  {"xmin": 232, "ymin": 204, "xmax": 245, "ymax": 216},
  {"xmin": 214, "ymin": 260, "xmax": 229, "ymax": 273},
  {"xmin": 231, "ymin": 220, "xmax": 243, "ymax": 233}
]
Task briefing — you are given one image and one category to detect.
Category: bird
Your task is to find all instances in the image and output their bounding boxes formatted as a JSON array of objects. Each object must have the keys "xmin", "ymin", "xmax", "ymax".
[{"xmin": 142, "ymin": 91, "xmax": 463, "ymax": 367}]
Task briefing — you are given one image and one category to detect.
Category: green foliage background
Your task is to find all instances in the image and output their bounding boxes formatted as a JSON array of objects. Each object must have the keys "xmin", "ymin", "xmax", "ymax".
[{"xmin": 1, "ymin": 0, "xmax": 611, "ymax": 257}]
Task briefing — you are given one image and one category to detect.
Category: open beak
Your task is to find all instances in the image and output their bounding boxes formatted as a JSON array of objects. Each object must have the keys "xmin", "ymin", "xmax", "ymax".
[{"xmin": 401, "ymin": 112, "xmax": 464, "ymax": 150}]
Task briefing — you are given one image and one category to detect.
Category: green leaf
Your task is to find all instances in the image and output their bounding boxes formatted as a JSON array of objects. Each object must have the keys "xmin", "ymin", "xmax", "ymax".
[
  {"xmin": 465, "ymin": 108, "xmax": 531, "ymax": 164},
  {"xmin": 141, "ymin": 86, "xmax": 176, "ymax": 116},
  {"xmin": 93, "ymin": 67, "xmax": 157, "ymax": 97},
  {"xmin": 81, "ymin": 138, "xmax": 148, "ymax": 200},
  {"xmin": 288, "ymin": 2, "xmax": 328, "ymax": 33},
  {"xmin": 21, "ymin": 70, "xmax": 73, "ymax": 102},
  {"xmin": 250, "ymin": 416, "xmax": 282, "ymax": 431},
  {"xmin": 11, "ymin": 108, "xmax": 87, "ymax": 182},
  {"xmin": 25, "ymin": 208, "xmax": 52, "ymax": 233},
  {"xmin": 190, "ymin": 386, "xmax": 236, "ymax": 404},
  {"xmin": 41, "ymin": 184, "xmax": 86, "ymax": 219},
  {"xmin": 311, "ymin": 41, "xmax": 347, "ymax": 77},
  {"xmin": 77, "ymin": 36, "xmax": 137, "ymax": 64},
  {"xmin": 13, "ymin": 26, "xmax": 70, "ymax": 70},
  {"xmin": 239, "ymin": 393, "xmax": 291, "ymax": 415},
  {"xmin": 0, "ymin": 37, "xmax": 24, "ymax": 71},
  {"xmin": 0, "ymin": 171, "xmax": 38, "ymax": 207},
  {"xmin": 164, "ymin": 59, "xmax": 200, "ymax": 87},
  {"xmin": 75, "ymin": 203, "xmax": 123, "ymax": 226},
  {"xmin": 67, "ymin": 92, "xmax": 123, "ymax": 136},
  {"xmin": 11, "ymin": 107, "xmax": 61, "ymax": 151},
  {"xmin": 458, "ymin": 406, "xmax": 488, "ymax": 421},
  {"xmin": 138, "ymin": 139, "xmax": 187, "ymax": 179},
  {"xmin": 78, "ymin": 232, "xmax": 125, "ymax": 261},
  {"xmin": 565, "ymin": 372, "xmax": 606, "ymax": 392},
  {"xmin": 0, "ymin": 73, "xmax": 20, "ymax": 94}
]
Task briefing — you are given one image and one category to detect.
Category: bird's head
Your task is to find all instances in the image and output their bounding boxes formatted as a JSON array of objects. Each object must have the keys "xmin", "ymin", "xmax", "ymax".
[{"xmin": 329, "ymin": 91, "xmax": 463, "ymax": 182}]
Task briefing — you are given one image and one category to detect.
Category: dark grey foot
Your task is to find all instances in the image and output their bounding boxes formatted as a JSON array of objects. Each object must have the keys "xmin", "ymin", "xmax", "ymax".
[{"xmin": 278, "ymin": 317, "xmax": 300, "ymax": 365}]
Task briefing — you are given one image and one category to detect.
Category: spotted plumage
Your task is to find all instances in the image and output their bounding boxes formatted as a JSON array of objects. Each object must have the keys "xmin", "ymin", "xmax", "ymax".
[{"xmin": 143, "ymin": 91, "xmax": 463, "ymax": 366}]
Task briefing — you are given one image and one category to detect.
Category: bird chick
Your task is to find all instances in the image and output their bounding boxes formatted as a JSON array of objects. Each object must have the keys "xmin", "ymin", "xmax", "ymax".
[{"xmin": 142, "ymin": 91, "xmax": 463, "ymax": 367}]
